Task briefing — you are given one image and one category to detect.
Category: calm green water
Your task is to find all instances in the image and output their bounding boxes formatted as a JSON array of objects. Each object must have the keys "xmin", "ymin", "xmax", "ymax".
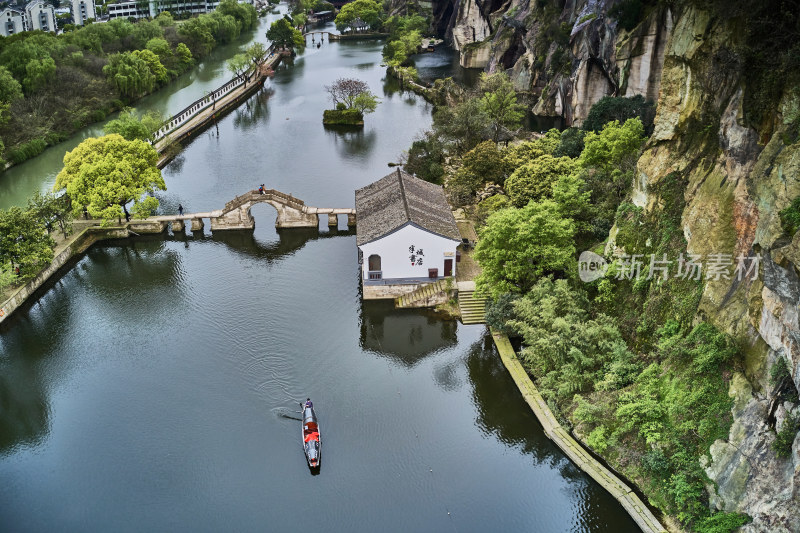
[{"xmin": 0, "ymin": 9, "xmax": 639, "ymax": 532}]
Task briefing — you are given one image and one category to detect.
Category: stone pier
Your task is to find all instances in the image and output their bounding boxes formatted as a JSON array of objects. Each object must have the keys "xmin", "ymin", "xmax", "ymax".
[
  {"xmin": 347, "ymin": 213, "xmax": 357, "ymax": 227},
  {"xmin": 191, "ymin": 218, "xmax": 204, "ymax": 232},
  {"xmin": 328, "ymin": 214, "xmax": 338, "ymax": 227},
  {"xmin": 172, "ymin": 219, "xmax": 185, "ymax": 233}
]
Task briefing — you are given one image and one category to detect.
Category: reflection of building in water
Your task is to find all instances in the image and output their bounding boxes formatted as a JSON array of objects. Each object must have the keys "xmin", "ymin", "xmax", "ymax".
[
  {"xmin": 356, "ymin": 170, "xmax": 461, "ymax": 300},
  {"xmin": 360, "ymin": 300, "xmax": 457, "ymax": 366}
]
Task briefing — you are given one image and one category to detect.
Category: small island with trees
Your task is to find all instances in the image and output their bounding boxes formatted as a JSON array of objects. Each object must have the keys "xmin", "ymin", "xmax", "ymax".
[{"xmin": 322, "ymin": 77, "xmax": 379, "ymax": 126}]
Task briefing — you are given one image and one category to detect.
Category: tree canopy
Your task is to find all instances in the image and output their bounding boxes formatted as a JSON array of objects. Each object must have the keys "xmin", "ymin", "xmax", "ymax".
[
  {"xmin": 104, "ymin": 107, "xmax": 165, "ymax": 141},
  {"xmin": 267, "ymin": 17, "xmax": 305, "ymax": 52},
  {"xmin": 474, "ymin": 199, "xmax": 576, "ymax": 297},
  {"xmin": 334, "ymin": 0, "xmax": 383, "ymax": 32},
  {"xmin": 0, "ymin": 206, "xmax": 54, "ymax": 281},
  {"xmin": 55, "ymin": 134, "xmax": 165, "ymax": 225}
]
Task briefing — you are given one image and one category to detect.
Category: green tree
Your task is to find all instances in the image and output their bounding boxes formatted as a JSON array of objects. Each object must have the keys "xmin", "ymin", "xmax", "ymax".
[
  {"xmin": 55, "ymin": 134, "xmax": 166, "ymax": 225},
  {"xmin": 352, "ymin": 91, "xmax": 379, "ymax": 114},
  {"xmin": 0, "ymin": 262, "xmax": 15, "ymax": 292},
  {"xmin": 103, "ymin": 52, "xmax": 157, "ymax": 98},
  {"xmin": 432, "ymin": 97, "xmax": 489, "ymax": 153},
  {"xmin": 579, "ymin": 118, "xmax": 646, "ymax": 208},
  {"xmin": 478, "ymin": 72, "xmax": 524, "ymax": 142},
  {"xmin": 508, "ymin": 278, "xmax": 637, "ymax": 402},
  {"xmin": 27, "ymin": 191, "xmax": 74, "ymax": 238},
  {"xmin": 246, "ymin": 42, "xmax": 269, "ymax": 67},
  {"xmin": 582, "ymin": 94, "xmax": 654, "ymax": 132},
  {"xmin": 0, "ymin": 206, "xmax": 54, "ymax": 280},
  {"xmin": 334, "ymin": 0, "xmax": 382, "ymax": 32},
  {"xmin": 104, "ymin": 108, "xmax": 165, "ymax": 141},
  {"xmin": 474, "ymin": 199, "xmax": 576, "ymax": 296},
  {"xmin": 227, "ymin": 53, "xmax": 251, "ymax": 81},
  {"xmin": 24, "ymin": 56, "xmax": 57, "ymax": 93},
  {"xmin": 267, "ymin": 17, "xmax": 305, "ymax": 52},
  {"xmin": 0, "ymin": 66, "xmax": 23, "ymax": 104},
  {"xmin": 505, "ymin": 154, "xmax": 578, "ymax": 207},
  {"xmin": 175, "ymin": 43, "xmax": 194, "ymax": 69},
  {"xmin": 132, "ymin": 49, "xmax": 168, "ymax": 84},
  {"xmin": 403, "ymin": 131, "xmax": 445, "ymax": 183},
  {"xmin": 178, "ymin": 16, "xmax": 217, "ymax": 57}
]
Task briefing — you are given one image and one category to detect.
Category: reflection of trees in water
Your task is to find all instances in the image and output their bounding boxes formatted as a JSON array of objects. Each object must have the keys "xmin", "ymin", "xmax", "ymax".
[
  {"xmin": 233, "ymin": 87, "xmax": 274, "ymax": 130},
  {"xmin": 382, "ymin": 75, "xmax": 402, "ymax": 98},
  {"xmin": 165, "ymin": 153, "xmax": 186, "ymax": 173},
  {"xmin": 466, "ymin": 335, "xmax": 563, "ymax": 464},
  {"xmin": 0, "ymin": 280, "xmax": 75, "ymax": 453},
  {"xmin": 87, "ymin": 239, "xmax": 184, "ymax": 293},
  {"xmin": 359, "ymin": 299, "xmax": 457, "ymax": 366},
  {"xmin": 323, "ymin": 124, "xmax": 377, "ymax": 158},
  {"xmin": 0, "ymin": 362, "xmax": 49, "ymax": 454},
  {"xmin": 466, "ymin": 335, "xmax": 641, "ymax": 531}
]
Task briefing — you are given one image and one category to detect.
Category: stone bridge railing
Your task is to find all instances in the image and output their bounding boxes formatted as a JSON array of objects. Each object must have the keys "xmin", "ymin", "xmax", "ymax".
[{"xmin": 152, "ymin": 44, "xmax": 277, "ymax": 145}]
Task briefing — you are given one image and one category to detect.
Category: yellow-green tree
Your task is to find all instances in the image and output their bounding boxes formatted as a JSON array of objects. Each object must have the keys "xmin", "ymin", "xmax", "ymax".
[{"xmin": 55, "ymin": 134, "xmax": 166, "ymax": 225}]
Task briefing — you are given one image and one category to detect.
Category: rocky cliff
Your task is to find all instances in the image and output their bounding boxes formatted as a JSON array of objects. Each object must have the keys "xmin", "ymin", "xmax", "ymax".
[{"xmin": 437, "ymin": 0, "xmax": 800, "ymax": 530}]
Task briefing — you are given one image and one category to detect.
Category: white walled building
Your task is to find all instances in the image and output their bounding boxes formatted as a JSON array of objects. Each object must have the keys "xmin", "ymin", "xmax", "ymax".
[
  {"xmin": 71, "ymin": 0, "xmax": 96, "ymax": 25},
  {"xmin": 356, "ymin": 170, "xmax": 461, "ymax": 300},
  {"xmin": 0, "ymin": 8, "xmax": 27, "ymax": 36},
  {"xmin": 25, "ymin": 1, "xmax": 55, "ymax": 32},
  {"xmin": 107, "ymin": 0, "xmax": 219, "ymax": 20}
]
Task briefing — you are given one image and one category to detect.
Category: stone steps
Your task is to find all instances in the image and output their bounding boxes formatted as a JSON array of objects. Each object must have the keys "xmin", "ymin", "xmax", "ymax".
[
  {"xmin": 458, "ymin": 290, "xmax": 488, "ymax": 325},
  {"xmin": 395, "ymin": 279, "xmax": 449, "ymax": 308}
]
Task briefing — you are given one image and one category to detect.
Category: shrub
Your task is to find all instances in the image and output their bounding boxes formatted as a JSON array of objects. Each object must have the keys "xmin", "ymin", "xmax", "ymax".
[
  {"xmin": 582, "ymin": 95, "xmax": 655, "ymax": 133},
  {"xmin": 773, "ymin": 412, "xmax": 800, "ymax": 458},
  {"xmin": 475, "ymin": 194, "xmax": 510, "ymax": 226},
  {"xmin": 484, "ymin": 292, "xmax": 519, "ymax": 334},
  {"xmin": 322, "ymin": 108, "xmax": 364, "ymax": 125},
  {"xmin": 779, "ymin": 196, "xmax": 800, "ymax": 235},
  {"xmin": 7, "ymin": 138, "xmax": 47, "ymax": 165},
  {"xmin": 609, "ymin": 0, "xmax": 644, "ymax": 32}
]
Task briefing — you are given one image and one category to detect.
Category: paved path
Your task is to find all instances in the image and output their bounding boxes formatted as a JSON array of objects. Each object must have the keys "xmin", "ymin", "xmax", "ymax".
[{"xmin": 491, "ymin": 330, "xmax": 668, "ymax": 533}]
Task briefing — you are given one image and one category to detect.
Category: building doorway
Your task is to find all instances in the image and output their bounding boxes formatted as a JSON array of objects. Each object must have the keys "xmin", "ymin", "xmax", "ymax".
[{"xmin": 444, "ymin": 258, "xmax": 453, "ymax": 277}]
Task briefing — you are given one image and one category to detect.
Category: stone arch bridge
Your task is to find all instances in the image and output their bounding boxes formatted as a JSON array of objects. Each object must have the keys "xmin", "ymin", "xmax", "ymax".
[{"xmin": 134, "ymin": 189, "xmax": 355, "ymax": 233}]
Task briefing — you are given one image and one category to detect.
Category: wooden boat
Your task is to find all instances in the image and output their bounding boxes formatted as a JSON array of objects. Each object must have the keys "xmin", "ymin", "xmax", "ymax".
[{"xmin": 301, "ymin": 402, "xmax": 321, "ymax": 468}]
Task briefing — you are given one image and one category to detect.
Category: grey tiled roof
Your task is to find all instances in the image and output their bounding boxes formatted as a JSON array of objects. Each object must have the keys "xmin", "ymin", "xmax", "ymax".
[{"xmin": 355, "ymin": 169, "xmax": 461, "ymax": 246}]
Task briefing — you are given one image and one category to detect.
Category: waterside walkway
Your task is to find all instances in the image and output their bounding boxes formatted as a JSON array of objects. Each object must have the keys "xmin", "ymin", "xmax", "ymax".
[
  {"xmin": 490, "ymin": 330, "xmax": 668, "ymax": 533},
  {"xmin": 153, "ymin": 49, "xmax": 285, "ymax": 168}
]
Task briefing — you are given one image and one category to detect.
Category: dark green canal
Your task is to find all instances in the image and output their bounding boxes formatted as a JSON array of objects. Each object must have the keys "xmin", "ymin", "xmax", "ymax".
[{"xmin": 0, "ymin": 8, "xmax": 639, "ymax": 531}]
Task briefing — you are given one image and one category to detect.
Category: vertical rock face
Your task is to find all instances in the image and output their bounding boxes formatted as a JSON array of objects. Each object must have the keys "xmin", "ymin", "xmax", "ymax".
[
  {"xmin": 442, "ymin": 0, "xmax": 674, "ymax": 125},
  {"xmin": 425, "ymin": 0, "xmax": 800, "ymax": 526},
  {"xmin": 631, "ymin": 6, "xmax": 800, "ymax": 530}
]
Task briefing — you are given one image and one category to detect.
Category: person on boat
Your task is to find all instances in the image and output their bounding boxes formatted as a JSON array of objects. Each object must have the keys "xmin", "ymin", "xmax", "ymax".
[
  {"xmin": 305, "ymin": 398, "xmax": 313, "ymax": 408},
  {"xmin": 304, "ymin": 431, "xmax": 319, "ymax": 442}
]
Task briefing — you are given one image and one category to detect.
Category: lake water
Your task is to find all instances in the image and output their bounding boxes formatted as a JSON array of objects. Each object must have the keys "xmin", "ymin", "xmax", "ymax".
[{"xmin": 0, "ymin": 9, "xmax": 638, "ymax": 532}]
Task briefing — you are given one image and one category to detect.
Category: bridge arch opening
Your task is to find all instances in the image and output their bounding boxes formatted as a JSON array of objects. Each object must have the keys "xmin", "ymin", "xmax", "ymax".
[{"xmin": 247, "ymin": 203, "xmax": 281, "ymax": 238}]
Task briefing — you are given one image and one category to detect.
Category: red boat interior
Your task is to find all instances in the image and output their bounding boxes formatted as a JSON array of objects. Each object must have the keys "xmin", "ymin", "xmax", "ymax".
[{"xmin": 304, "ymin": 421, "xmax": 319, "ymax": 442}]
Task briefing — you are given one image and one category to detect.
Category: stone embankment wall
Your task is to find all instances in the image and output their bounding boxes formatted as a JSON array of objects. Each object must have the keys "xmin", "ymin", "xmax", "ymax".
[
  {"xmin": 490, "ymin": 329, "xmax": 668, "ymax": 533},
  {"xmin": 0, "ymin": 227, "xmax": 129, "ymax": 326}
]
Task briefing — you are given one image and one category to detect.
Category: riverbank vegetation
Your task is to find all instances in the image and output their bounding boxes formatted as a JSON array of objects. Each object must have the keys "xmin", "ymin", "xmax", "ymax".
[
  {"xmin": 0, "ymin": 191, "xmax": 73, "ymax": 292},
  {"xmin": 0, "ymin": 0, "xmax": 258, "ymax": 170},
  {"xmin": 400, "ymin": 83, "xmax": 752, "ymax": 530}
]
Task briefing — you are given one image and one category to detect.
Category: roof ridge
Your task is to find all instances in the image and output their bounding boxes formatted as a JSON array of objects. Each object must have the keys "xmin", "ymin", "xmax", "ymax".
[{"xmin": 397, "ymin": 168, "xmax": 411, "ymax": 223}]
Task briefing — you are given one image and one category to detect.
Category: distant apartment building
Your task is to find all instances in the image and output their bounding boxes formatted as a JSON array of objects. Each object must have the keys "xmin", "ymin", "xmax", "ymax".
[
  {"xmin": 107, "ymin": 0, "xmax": 220, "ymax": 20},
  {"xmin": 25, "ymin": 0, "xmax": 56, "ymax": 31},
  {"xmin": 0, "ymin": 7, "xmax": 26, "ymax": 35},
  {"xmin": 71, "ymin": 0, "xmax": 96, "ymax": 25},
  {"xmin": 0, "ymin": 1, "xmax": 56, "ymax": 36}
]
